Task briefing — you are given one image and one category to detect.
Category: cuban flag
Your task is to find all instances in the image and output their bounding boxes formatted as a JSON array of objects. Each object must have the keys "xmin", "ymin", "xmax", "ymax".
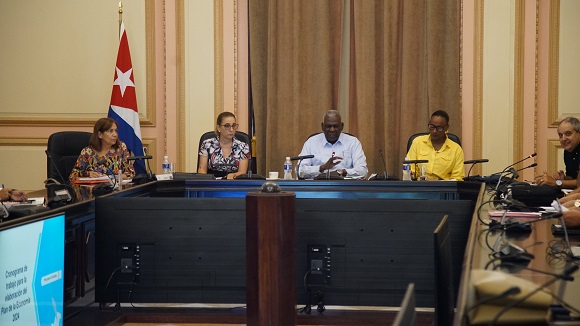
[{"xmin": 107, "ymin": 21, "xmax": 146, "ymax": 174}]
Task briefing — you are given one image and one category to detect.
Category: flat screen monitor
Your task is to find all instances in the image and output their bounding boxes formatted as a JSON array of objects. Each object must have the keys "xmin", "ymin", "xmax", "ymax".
[{"xmin": 0, "ymin": 213, "xmax": 65, "ymax": 325}]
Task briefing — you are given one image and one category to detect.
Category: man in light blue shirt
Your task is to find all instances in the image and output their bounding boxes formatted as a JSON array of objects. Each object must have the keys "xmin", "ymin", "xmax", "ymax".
[{"xmin": 298, "ymin": 110, "xmax": 368, "ymax": 179}]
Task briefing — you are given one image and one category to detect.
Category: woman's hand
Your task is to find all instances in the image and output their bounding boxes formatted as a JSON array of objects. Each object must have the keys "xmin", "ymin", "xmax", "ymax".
[
  {"xmin": 226, "ymin": 173, "xmax": 237, "ymax": 180},
  {"xmin": 88, "ymin": 171, "xmax": 105, "ymax": 178}
]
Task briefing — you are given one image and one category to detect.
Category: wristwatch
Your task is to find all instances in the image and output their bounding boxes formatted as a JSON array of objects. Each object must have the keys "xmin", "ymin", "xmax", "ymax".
[{"xmin": 556, "ymin": 179, "xmax": 563, "ymax": 187}]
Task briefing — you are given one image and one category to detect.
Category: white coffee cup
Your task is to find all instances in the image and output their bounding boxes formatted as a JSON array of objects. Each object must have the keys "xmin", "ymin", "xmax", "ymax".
[{"xmin": 269, "ymin": 171, "xmax": 279, "ymax": 179}]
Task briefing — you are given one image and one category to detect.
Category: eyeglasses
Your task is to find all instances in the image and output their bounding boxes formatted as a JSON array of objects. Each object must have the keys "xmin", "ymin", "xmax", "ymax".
[
  {"xmin": 221, "ymin": 123, "xmax": 239, "ymax": 130},
  {"xmin": 428, "ymin": 124, "xmax": 446, "ymax": 132}
]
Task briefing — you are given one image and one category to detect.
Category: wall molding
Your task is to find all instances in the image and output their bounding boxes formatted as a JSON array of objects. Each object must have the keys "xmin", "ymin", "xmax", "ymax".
[
  {"xmin": 548, "ymin": 0, "xmax": 560, "ymax": 126},
  {"xmin": 548, "ymin": 139, "xmax": 560, "ymax": 173},
  {"xmin": 0, "ymin": 0, "xmax": 156, "ymax": 128},
  {"xmin": 513, "ymin": 0, "xmax": 525, "ymax": 165},
  {"xmin": 473, "ymin": 0, "xmax": 484, "ymax": 176}
]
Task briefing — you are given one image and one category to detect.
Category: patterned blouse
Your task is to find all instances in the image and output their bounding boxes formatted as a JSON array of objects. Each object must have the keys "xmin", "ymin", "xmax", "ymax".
[
  {"xmin": 198, "ymin": 136, "xmax": 250, "ymax": 177},
  {"xmin": 69, "ymin": 141, "xmax": 135, "ymax": 182}
]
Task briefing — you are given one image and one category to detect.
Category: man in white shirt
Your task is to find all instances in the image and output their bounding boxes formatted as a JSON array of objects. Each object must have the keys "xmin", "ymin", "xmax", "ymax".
[{"xmin": 298, "ymin": 110, "xmax": 368, "ymax": 179}]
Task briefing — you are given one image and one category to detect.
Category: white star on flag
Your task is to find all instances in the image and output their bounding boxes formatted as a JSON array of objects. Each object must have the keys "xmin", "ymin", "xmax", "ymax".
[{"xmin": 112, "ymin": 67, "xmax": 134, "ymax": 97}]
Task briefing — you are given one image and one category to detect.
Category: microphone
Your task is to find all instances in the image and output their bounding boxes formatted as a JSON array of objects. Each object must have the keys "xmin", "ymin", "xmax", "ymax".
[
  {"xmin": 465, "ymin": 286, "xmax": 521, "ymax": 313},
  {"xmin": 234, "ymin": 158, "xmax": 265, "ymax": 180},
  {"xmin": 127, "ymin": 155, "xmax": 153, "ymax": 161},
  {"xmin": 490, "ymin": 264, "xmax": 579, "ymax": 325},
  {"xmin": 514, "ymin": 162, "xmax": 537, "ymax": 173},
  {"xmin": 464, "ymin": 159, "xmax": 489, "ymax": 165},
  {"xmin": 379, "ymin": 150, "xmax": 388, "ymax": 180},
  {"xmin": 290, "ymin": 155, "xmax": 314, "ymax": 161},
  {"xmin": 496, "ymin": 262, "xmax": 575, "ymax": 281},
  {"xmin": 507, "ymin": 152, "xmax": 537, "ymax": 170},
  {"xmin": 464, "ymin": 159, "xmax": 489, "ymax": 178},
  {"xmin": 44, "ymin": 150, "xmax": 75, "ymax": 208},
  {"xmin": 369, "ymin": 150, "xmax": 395, "ymax": 181},
  {"xmin": 130, "ymin": 148, "xmax": 156, "ymax": 185},
  {"xmin": 494, "ymin": 154, "xmax": 537, "ymax": 192},
  {"xmin": 403, "ymin": 159, "xmax": 428, "ymax": 164},
  {"xmin": 45, "ymin": 150, "xmax": 70, "ymax": 185}
]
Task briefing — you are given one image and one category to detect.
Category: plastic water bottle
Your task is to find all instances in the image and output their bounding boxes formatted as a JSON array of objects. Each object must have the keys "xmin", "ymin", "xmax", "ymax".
[
  {"xmin": 402, "ymin": 157, "xmax": 412, "ymax": 181},
  {"xmin": 283, "ymin": 157, "xmax": 293, "ymax": 180},
  {"xmin": 162, "ymin": 155, "xmax": 171, "ymax": 174}
]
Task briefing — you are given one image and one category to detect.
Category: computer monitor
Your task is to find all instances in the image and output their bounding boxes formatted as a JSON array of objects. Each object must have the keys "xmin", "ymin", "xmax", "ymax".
[{"xmin": 0, "ymin": 212, "xmax": 65, "ymax": 325}]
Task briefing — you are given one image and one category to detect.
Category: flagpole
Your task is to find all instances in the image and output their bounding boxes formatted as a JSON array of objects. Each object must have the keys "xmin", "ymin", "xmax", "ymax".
[{"xmin": 118, "ymin": 1, "xmax": 123, "ymax": 34}]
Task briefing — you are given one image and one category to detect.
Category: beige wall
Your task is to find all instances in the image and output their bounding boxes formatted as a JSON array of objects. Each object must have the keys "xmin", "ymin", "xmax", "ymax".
[{"xmin": 1, "ymin": 0, "xmax": 578, "ymax": 190}]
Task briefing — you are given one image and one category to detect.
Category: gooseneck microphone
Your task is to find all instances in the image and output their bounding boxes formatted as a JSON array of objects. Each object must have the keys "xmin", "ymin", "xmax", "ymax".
[
  {"xmin": 129, "ymin": 148, "xmax": 156, "ymax": 184},
  {"xmin": 490, "ymin": 264, "xmax": 579, "ymax": 325},
  {"xmin": 235, "ymin": 158, "xmax": 265, "ymax": 180},
  {"xmin": 292, "ymin": 155, "xmax": 313, "ymax": 180},
  {"xmin": 496, "ymin": 262, "xmax": 575, "ymax": 281},
  {"xmin": 127, "ymin": 155, "xmax": 153, "ymax": 160},
  {"xmin": 494, "ymin": 153, "xmax": 537, "ymax": 191},
  {"xmin": 45, "ymin": 150, "xmax": 70, "ymax": 185},
  {"xmin": 464, "ymin": 159, "xmax": 489, "ymax": 178},
  {"xmin": 379, "ymin": 149, "xmax": 388, "ymax": 180},
  {"xmin": 464, "ymin": 159, "xmax": 490, "ymax": 165},
  {"xmin": 44, "ymin": 150, "xmax": 75, "ymax": 207},
  {"xmin": 404, "ymin": 159, "xmax": 428, "ymax": 164},
  {"xmin": 291, "ymin": 155, "xmax": 314, "ymax": 161},
  {"xmin": 465, "ymin": 286, "xmax": 521, "ymax": 314}
]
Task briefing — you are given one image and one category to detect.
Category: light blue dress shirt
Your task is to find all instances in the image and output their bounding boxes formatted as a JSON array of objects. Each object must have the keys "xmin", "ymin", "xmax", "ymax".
[{"xmin": 298, "ymin": 133, "xmax": 368, "ymax": 179}]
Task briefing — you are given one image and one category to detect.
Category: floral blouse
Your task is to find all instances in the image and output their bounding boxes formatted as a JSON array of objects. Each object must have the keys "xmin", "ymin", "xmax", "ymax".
[
  {"xmin": 198, "ymin": 136, "xmax": 250, "ymax": 176},
  {"xmin": 69, "ymin": 141, "xmax": 135, "ymax": 182}
]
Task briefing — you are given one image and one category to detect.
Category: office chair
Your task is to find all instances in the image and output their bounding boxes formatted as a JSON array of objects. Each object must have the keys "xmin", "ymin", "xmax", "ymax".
[
  {"xmin": 406, "ymin": 132, "xmax": 461, "ymax": 152},
  {"xmin": 197, "ymin": 130, "xmax": 253, "ymax": 175},
  {"xmin": 47, "ymin": 131, "xmax": 92, "ymax": 184},
  {"xmin": 306, "ymin": 132, "xmax": 355, "ymax": 140},
  {"xmin": 434, "ymin": 215, "xmax": 454, "ymax": 326},
  {"xmin": 392, "ymin": 283, "xmax": 417, "ymax": 326}
]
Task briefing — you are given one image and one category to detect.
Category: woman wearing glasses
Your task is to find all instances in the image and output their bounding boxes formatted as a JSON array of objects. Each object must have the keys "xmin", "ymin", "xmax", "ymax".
[
  {"xmin": 198, "ymin": 111, "xmax": 250, "ymax": 179},
  {"xmin": 69, "ymin": 117, "xmax": 135, "ymax": 182},
  {"xmin": 406, "ymin": 110, "xmax": 464, "ymax": 180}
]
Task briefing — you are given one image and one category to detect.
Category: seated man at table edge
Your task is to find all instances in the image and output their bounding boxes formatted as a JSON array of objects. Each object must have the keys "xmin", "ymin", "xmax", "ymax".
[
  {"xmin": 406, "ymin": 110, "xmax": 464, "ymax": 180},
  {"xmin": 198, "ymin": 111, "xmax": 250, "ymax": 179},
  {"xmin": 535, "ymin": 117, "xmax": 580, "ymax": 189},
  {"xmin": 69, "ymin": 117, "xmax": 135, "ymax": 182},
  {"xmin": 0, "ymin": 187, "xmax": 28, "ymax": 202},
  {"xmin": 297, "ymin": 110, "xmax": 368, "ymax": 179}
]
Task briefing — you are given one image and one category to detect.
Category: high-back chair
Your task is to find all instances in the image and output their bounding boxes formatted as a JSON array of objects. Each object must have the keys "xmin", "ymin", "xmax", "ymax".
[
  {"xmin": 196, "ymin": 131, "xmax": 253, "ymax": 176},
  {"xmin": 46, "ymin": 131, "xmax": 92, "ymax": 184},
  {"xmin": 406, "ymin": 132, "xmax": 461, "ymax": 153}
]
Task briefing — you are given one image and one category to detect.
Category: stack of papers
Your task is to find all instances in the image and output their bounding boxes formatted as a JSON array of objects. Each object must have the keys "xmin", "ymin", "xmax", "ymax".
[
  {"xmin": 74, "ymin": 176, "xmax": 112, "ymax": 184},
  {"xmin": 488, "ymin": 211, "xmax": 542, "ymax": 222},
  {"xmin": 2, "ymin": 197, "xmax": 45, "ymax": 208}
]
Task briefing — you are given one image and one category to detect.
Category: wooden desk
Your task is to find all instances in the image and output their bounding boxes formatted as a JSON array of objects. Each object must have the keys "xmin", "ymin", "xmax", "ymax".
[
  {"xmin": 454, "ymin": 190, "xmax": 580, "ymax": 325},
  {"xmin": 96, "ymin": 180, "xmax": 483, "ymax": 309}
]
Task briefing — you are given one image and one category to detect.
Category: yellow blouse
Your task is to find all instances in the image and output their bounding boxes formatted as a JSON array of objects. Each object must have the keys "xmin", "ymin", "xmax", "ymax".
[{"xmin": 406, "ymin": 135, "xmax": 465, "ymax": 180}]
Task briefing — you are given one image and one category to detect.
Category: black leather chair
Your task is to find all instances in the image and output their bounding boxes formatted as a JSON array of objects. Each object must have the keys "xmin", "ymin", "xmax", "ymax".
[
  {"xmin": 406, "ymin": 132, "xmax": 461, "ymax": 152},
  {"xmin": 197, "ymin": 131, "xmax": 252, "ymax": 176},
  {"xmin": 46, "ymin": 131, "xmax": 92, "ymax": 184},
  {"xmin": 306, "ymin": 132, "xmax": 355, "ymax": 140}
]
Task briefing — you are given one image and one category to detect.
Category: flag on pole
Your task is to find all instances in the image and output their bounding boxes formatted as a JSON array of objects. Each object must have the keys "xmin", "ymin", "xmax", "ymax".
[{"xmin": 107, "ymin": 21, "xmax": 146, "ymax": 175}]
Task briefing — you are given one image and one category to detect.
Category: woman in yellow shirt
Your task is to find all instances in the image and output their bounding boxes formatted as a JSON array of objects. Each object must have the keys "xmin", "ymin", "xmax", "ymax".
[{"xmin": 406, "ymin": 110, "xmax": 465, "ymax": 180}]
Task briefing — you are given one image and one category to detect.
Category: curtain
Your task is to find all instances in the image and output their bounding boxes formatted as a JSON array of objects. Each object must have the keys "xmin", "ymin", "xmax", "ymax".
[
  {"xmin": 350, "ymin": 0, "xmax": 460, "ymax": 177},
  {"xmin": 250, "ymin": 0, "xmax": 460, "ymax": 176}
]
